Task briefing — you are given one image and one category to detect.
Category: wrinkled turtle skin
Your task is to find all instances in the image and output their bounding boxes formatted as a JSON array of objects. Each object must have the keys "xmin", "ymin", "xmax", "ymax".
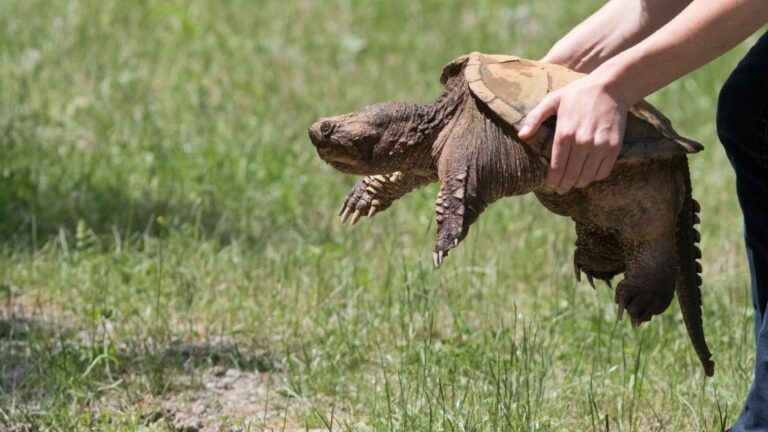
[{"xmin": 308, "ymin": 53, "xmax": 714, "ymax": 376}]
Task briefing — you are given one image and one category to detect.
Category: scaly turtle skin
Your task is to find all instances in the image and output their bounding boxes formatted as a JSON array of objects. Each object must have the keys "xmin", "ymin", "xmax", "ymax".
[{"xmin": 308, "ymin": 52, "xmax": 714, "ymax": 376}]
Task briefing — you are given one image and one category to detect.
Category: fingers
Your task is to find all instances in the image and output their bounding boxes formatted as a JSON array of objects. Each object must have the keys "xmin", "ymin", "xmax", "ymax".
[
  {"xmin": 595, "ymin": 150, "xmax": 619, "ymax": 181},
  {"xmin": 547, "ymin": 131, "xmax": 571, "ymax": 192},
  {"xmin": 518, "ymin": 93, "xmax": 559, "ymax": 139},
  {"xmin": 518, "ymin": 85, "xmax": 626, "ymax": 193},
  {"xmin": 552, "ymin": 132, "xmax": 622, "ymax": 193},
  {"xmin": 573, "ymin": 153, "xmax": 603, "ymax": 189}
]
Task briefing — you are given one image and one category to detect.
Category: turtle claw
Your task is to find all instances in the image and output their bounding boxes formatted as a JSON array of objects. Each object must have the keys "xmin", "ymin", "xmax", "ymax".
[
  {"xmin": 606, "ymin": 280, "xmax": 613, "ymax": 290},
  {"xmin": 587, "ymin": 274, "xmax": 596, "ymax": 290},
  {"xmin": 574, "ymin": 263, "xmax": 582, "ymax": 282},
  {"xmin": 433, "ymin": 250, "xmax": 444, "ymax": 268},
  {"xmin": 338, "ymin": 176, "xmax": 406, "ymax": 225},
  {"xmin": 617, "ymin": 306, "xmax": 624, "ymax": 322},
  {"xmin": 340, "ymin": 207, "xmax": 352, "ymax": 224},
  {"xmin": 350, "ymin": 209, "xmax": 362, "ymax": 224}
]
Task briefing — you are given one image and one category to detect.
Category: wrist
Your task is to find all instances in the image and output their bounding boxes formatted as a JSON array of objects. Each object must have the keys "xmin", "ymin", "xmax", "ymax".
[
  {"xmin": 590, "ymin": 52, "xmax": 645, "ymax": 106},
  {"xmin": 541, "ymin": 47, "xmax": 579, "ymax": 69}
]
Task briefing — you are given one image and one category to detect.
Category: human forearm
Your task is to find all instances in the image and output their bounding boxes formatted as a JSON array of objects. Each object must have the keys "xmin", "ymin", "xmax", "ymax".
[
  {"xmin": 594, "ymin": 0, "xmax": 768, "ymax": 105},
  {"xmin": 520, "ymin": 0, "xmax": 768, "ymax": 195},
  {"xmin": 542, "ymin": 0, "xmax": 691, "ymax": 72}
]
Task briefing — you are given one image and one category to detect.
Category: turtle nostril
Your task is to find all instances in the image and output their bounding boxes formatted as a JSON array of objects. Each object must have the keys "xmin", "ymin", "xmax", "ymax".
[{"xmin": 320, "ymin": 121, "xmax": 335, "ymax": 138}]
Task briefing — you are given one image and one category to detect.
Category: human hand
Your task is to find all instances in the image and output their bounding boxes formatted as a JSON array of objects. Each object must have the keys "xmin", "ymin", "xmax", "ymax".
[{"xmin": 517, "ymin": 76, "xmax": 630, "ymax": 194}]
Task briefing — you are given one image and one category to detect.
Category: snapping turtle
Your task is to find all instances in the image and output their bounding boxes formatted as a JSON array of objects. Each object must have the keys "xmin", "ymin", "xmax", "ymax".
[{"xmin": 308, "ymin": 53, "xmax": 714, "ymax": 376}]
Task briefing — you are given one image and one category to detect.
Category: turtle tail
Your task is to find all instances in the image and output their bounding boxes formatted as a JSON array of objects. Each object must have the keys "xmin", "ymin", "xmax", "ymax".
[{"xmin": 675, "ymin": 160, "xmax": 714, "ymax": 377}]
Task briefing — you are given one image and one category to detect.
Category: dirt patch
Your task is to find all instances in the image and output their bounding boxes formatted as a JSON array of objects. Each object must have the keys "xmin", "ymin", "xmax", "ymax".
[
  {"xmin": 1, "ymin": 292, "xmax": 353, "ymax": 431},
  {"xmin": 139, "ymin": 366, "xmax": 328, "ymax": 431}
]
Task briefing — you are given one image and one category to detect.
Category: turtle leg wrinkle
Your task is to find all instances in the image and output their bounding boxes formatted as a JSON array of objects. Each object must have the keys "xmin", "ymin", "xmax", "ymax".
[{"xmin": 339, "ymin": 171, "xmax": 437, "ymax": 224}]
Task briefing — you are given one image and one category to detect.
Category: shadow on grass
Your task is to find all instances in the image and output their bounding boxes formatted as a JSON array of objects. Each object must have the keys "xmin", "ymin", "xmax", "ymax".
[
  {"xmin": 0, "ymin": 299, "xmax": 278, "ymax": 426},
  {"xmin": 0, "ymin": 163, "xmax": 237, "ymax": 250}
]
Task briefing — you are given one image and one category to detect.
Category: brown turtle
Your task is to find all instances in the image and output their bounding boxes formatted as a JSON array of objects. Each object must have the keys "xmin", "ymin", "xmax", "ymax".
[{"xmin": 308, "ymin": 52, "xmax": 714, "ymax": 376}]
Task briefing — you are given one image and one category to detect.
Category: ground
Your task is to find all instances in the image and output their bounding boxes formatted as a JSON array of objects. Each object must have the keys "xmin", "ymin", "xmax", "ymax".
[{"xmin": 0, "ymin": 0, "xmax": 761, "ymax": 430}]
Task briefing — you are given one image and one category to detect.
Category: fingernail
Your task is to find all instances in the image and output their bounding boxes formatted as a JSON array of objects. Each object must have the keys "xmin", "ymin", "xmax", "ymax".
[{"xmin": 518, "ymin": 124, "xmax": 530, "ymax": 135}]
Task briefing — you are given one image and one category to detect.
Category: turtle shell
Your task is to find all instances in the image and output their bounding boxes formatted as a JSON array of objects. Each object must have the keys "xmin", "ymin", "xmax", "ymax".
[{"xmin": 445, "ymin": 52, "xmax": 703, "ymax": 161}]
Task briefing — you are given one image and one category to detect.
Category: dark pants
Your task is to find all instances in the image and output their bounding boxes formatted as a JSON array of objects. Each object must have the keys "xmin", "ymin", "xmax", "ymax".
[{"xmin": 717, "ymin": 31, "xmax": 768, "ymax": 431}]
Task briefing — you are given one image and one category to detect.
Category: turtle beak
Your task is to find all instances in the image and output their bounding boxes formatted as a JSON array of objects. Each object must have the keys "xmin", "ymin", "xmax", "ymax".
[{"xmin": 308, "ymin": 122, "xmax": 324, "ymax": 147}]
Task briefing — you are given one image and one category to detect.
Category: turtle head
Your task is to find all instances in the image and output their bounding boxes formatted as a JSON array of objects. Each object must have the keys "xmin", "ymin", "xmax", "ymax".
[{"xmin": 309, "ymin": 102, "xmax": 435, "ymax": 175}]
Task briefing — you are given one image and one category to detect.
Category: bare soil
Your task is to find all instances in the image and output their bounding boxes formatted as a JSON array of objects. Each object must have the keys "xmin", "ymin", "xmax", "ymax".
[{"xmin": 1, "ymin": 293, "xmax": 348, "ymax": 431}]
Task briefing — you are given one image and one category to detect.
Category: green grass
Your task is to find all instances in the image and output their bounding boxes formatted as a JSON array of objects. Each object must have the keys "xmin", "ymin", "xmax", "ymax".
[{"xmin": 0, "ymin": 0, "xmax": 759, "ymax": 430}]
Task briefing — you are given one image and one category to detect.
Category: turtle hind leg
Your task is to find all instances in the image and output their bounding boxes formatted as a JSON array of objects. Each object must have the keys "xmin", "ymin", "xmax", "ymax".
[
  {"xmin": 614, "ymin": 235, "xmax": 677, "ymax": 326},
  {"xmin": 573, "ymin": 221, "xmax": 625, "ymax": 289}
]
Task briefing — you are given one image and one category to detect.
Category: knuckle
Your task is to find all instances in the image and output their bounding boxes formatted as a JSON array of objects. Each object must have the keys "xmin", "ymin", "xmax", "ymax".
[
  {"xmin": 557, "ymin": 127, "xmax": 576, "ymax": 140},
  {"xmin": 593, "ymin": 141, "xmax": 612, "ymax": 154},
  {"xmin": 593, "ymin": 136, "xmax": 611, "ymax": 148},
  {"xmin": 574, "ymin": 131, "xmax": 594, "ymax": 147}
]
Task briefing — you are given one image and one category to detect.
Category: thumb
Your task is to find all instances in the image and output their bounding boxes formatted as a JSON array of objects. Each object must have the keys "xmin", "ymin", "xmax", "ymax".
[{"xmin": 517, "ymin": 94, "xmax": 559, "ymax": 139}]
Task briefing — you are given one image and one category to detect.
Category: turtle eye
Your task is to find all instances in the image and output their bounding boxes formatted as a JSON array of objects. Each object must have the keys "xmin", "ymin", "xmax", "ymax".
[{"xmin": 320, "ymin": 121, "xmax": 335, "ymax": 138}]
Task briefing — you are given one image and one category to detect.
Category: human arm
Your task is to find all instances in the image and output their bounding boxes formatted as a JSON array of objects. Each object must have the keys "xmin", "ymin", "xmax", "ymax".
[
  {"xmin": 519, "ymin": 0, "xmax": 768, "ymax": 194},
  {"xmin": 542, "ymin": 0, "xmax": 691, "ymax": 72}
]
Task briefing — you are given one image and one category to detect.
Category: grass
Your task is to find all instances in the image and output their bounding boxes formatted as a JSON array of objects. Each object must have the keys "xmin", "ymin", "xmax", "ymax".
[{"xmin": 0, "ymin": 0, "xmax": 759, "ymax": 430}]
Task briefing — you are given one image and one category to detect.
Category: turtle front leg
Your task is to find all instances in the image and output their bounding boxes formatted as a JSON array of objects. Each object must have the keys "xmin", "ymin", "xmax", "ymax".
[
  {"xmin": 339, "ymin": 171, "xmax": 437, "ymax": 224},
  {"xmin": 615, "ymin": 234, "xmax": 678, "ymax": 326},
  {"xmin": 433, "ymin": 167, "xmax": 487, "ymax": 267}
]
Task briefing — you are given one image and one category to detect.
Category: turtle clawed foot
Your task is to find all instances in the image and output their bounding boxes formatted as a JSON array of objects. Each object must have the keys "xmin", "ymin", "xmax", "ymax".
[
  {"xmin": 433, "ymin": 250, "xmax": 445, "ymax": 268},
  {"xmin": 615, "ymin": 279, "xmax": 673, "ymax": 326},
  {"xmin": 573, "ymin": 260, "xmax": 582, "ymax": 283},
  {"xmin": 340, "ymin": 207, "xmax": 363, "ymax": 224},
  {"xmin": 616, "ymin": 305, "xmax": 645, "ymax": 328},
  {"xmin": 339, "ymin": 205, "xmax": 351, "ymax": 223},
  {"xmin": 433, "ymin": 236, "xmax": 461, "ymax": 269},
  {"xmin": 615, "ymin": 305, "xmax": 645, "ymax": 327},
  {"xmin": 339, "ymin": 188, "xmax": 384, "ymax": 224},
  {"xmin": 433, "ymin": 202, "xmax": 467, "ymax": 268},
  {"xmin": 573, "ymin": 260, "xmax": 615, "ymax": 291},
  {"xmin": 340, "ymin": 203, "xmax": 380, "ymax": 224}
]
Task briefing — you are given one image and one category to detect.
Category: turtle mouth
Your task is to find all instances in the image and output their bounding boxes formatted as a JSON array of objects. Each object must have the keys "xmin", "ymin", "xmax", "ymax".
[
  {"xmin": 314, "ymin": 146, "xmax": 369, "ymax": 174},
  {"xmin": 326, "ymin": 154, "xmax": 368, "ymax": 174},
  {"xmin": 328, "ymin": 160, "xmax": 366, "ymax": 174}
]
